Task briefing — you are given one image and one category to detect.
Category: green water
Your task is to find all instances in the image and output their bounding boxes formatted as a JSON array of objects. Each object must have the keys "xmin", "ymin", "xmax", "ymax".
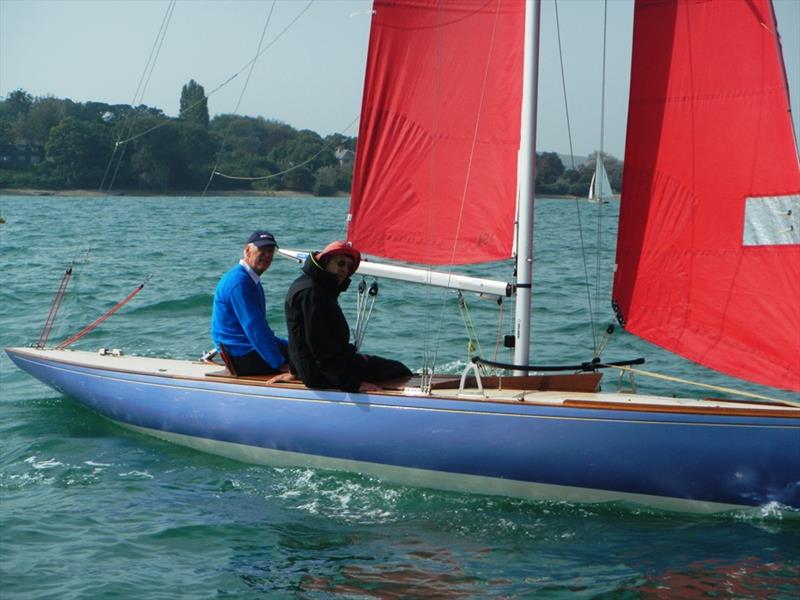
[{"xmin": 1, "ymin": 195, "xmax": 798, "ymax": 598}]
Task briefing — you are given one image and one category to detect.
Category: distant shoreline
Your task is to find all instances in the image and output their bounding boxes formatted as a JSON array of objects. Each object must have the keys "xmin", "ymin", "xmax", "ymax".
[
  {"xmin": 0, "ymin": 188, "xmax": 601, "ymax": 201},
  {"xmin": 0, "ymin": 188, "xmax": 349, "ymax": 198}
]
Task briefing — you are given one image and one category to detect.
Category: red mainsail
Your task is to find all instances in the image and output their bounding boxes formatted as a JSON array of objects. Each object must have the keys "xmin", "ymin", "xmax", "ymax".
[
  {"xmin": 613, "ymin": 0, "xmax": 800, "ymax": 391},
  {"xmin": 348, "ymin": 0, "xmax": 524, "ymax": 265}
]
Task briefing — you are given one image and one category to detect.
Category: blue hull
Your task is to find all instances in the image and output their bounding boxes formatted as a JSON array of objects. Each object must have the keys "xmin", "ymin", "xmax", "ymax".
[{"xmin": 7, "ymin": 348, "xmax": 800, "ymax": 513}]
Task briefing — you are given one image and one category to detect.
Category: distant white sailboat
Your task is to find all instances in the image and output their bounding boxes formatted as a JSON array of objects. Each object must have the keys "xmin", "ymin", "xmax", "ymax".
[{"xmin": 587, "ymin": 154, "xmax": 613, "ymax": 203}]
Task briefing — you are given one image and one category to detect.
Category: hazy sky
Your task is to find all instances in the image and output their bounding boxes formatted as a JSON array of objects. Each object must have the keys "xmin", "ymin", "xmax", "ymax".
[{"xmin": 1, "ymin": 0, "xmax": 798, "ymax": 158}]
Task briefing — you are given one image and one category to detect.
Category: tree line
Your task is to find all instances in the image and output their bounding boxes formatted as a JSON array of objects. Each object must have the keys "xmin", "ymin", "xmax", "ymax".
[{"xmin": 0, "ymin": 82, "xmax": 620, "ymax": 197}]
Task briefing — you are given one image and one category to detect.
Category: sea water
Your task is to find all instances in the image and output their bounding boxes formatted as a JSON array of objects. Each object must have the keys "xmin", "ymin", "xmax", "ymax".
[{"xmin": 1, "ymin": 195, "xmax": 797, "ymax": 598}]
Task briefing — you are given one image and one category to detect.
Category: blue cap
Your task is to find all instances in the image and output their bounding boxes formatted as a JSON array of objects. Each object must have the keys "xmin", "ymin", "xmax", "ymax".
[{"xmin": 246, "ymin": 230, "xmax": 278, "ymax": 248}]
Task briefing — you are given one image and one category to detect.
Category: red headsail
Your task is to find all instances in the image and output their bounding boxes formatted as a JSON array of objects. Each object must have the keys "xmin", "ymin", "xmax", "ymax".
[
  {"xmin": 613, "ymin": 0, "xmax": 800, "ymax": 391},
  {"xmin": 348, "ymin": 0, "xmax": 524, "ymax": 265}
]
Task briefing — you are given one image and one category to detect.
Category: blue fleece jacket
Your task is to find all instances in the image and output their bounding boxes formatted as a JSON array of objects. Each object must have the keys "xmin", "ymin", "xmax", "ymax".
[{"xmin": 211, "ymin": 262, "xmax": 287, "ymax": 368}]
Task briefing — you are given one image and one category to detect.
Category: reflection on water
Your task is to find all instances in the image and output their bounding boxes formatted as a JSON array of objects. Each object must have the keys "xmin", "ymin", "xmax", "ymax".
[{"xmin": 635, "ymin": 557, "xmax": 800, "ymax": 599}]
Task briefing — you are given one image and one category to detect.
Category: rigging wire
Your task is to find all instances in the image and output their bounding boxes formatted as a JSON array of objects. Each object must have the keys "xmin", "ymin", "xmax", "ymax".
[
  {"xmin": 212, "ymin": 115, "xmax": 360, "ymax": 182},
  {"xmin": 593, "ymin": 0, "xmax": 609, "ymax": 337},
  {"xmin": 43, "ymin": 1, "xmax": 291, "ymax": 346},
  {"xmin": 111, "ymin": 0, "xmax": 315, "ymax": 151},
  {"xmin": 100, "ymin": 0, "xmax": 177, "ymax": 194},
  {"xmin": 352, "ymin": 278, "xmax": 379, "ymax": 350},
  {"xmin": 48, "ymin": 1, "xmax": 176, "ymax": 349},
  {"xmin": 41, "ymin": 2, "xmax": 319, "ymax": 349},
  {"xmin": 553, "ymin": 0, "xmax": 598, "ymax": 351},
  {"xmin": 492, "ymin": 297, "xmax": 505, "ymax": 361},
  {"xmin": 202, "ymin": 0, "xmax": 278, "ymax": 195},
  {"xmin": 55, "ymin": 276, "xmax": 152, "ymax": 350},
  {"xmin": 456, "ymin": 293, "xmax": 496, "ymax": 376},
  {"xmin": 36, "ymin": 264, "xmax": 74, "ymax": 348},
  {"xmin": 419, "ymin": 1, "xmax": 447, "ymax": 392},
  {"xmin": 423, "ymin": 0, "xmax": 504, "ymax": 391}
]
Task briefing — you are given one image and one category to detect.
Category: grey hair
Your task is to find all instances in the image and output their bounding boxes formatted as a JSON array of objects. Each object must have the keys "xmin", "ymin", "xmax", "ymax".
[{"xmin": 242, "ymin": 243, "xmax": 259, "ymax": 261}]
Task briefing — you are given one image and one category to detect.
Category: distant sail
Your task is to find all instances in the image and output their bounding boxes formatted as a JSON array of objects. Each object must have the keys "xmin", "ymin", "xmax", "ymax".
[
  {"xmin": 588, "ymin": 154, "xmax": 612, "ymax": 203},
  {"xmin": 348, "ymin": 0, "xmax": 525, "ymax": 265},
  {"xmin": 613, "ymin": 0, "xmax": 800, "ymax": 391}
]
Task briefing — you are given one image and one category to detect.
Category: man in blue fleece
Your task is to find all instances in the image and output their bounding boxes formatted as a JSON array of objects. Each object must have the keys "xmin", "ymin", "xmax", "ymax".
[{"xmin": 211, "ymin": 230, "xmax": 289, "ymax": 376}]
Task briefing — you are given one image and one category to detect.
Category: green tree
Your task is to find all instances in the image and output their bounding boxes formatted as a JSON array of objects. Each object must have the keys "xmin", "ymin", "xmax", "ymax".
[
  {"xmin": 324, "ymin": 132, "xmax": 356, "ymax": 152},
  {"xmin": 283, "ymin": 165, "xmax": 314, "ymax": 192},
  {"xmin": 179, "ymin": 79, "xmax": 209, "ymax": 129},
  {"xmin": 124, "ymin": 115, "xmax": 181, "ymax": 191},
  {"xmin": 0, "ymin": 119, "xmax": 14, "ymax": 148},
  {"xmin": 45, "ymin": 117, "xmax": 113, "ymax": 186},
  {"xmin": 269, "ymin": 129, "xmax": 331, "ymax": 172},
  {"xmin": 174, "ymin": 121, "xmax": 218, "ymax": 189},
  {"xmin": 313, "ymin": 166, "xmax": 338, "ymax": 196},
  {"xmin": 1, "ymin": 89, "xmax": 33, "ymax": 119},
  {"xmin": 536, "ymin": 152, "xmax": 565, "ymax": 184},
  {"xmin": 211, "ymin": 115, "xmax": 293, "ymax": 155},
  {"xmin": 14, "ymin": 96, "xmax": 67, "ymax": 144},
  {"xmin": 335, "ymin": 164, "xmax": 353, "ymax": 193}
]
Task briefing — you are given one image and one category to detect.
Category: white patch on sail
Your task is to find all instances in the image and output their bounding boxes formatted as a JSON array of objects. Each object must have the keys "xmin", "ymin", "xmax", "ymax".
[{"xmin": 743, "ymin": 195, "xmax": 800, "ymax": 246}]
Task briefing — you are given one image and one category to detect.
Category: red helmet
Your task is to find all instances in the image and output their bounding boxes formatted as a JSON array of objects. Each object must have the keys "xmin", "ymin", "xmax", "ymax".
[{"xmin": 316, "ymin": 240, "xmax": 361, "ymax": 276}]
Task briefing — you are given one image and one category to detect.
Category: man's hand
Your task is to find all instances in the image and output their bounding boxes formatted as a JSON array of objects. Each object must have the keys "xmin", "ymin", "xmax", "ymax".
[
  {"xmin": 359, "ymin": 381, "xmax": 382, "ymax": 392},
  {"xmin": 267, "ymin": 372, "xmax": 298, "ymax": 384}
]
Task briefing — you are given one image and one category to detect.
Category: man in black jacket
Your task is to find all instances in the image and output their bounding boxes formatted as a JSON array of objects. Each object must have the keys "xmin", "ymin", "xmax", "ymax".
[{"xmin": 282, "ymin": 240, "xmax": 412, "ymax": 392}]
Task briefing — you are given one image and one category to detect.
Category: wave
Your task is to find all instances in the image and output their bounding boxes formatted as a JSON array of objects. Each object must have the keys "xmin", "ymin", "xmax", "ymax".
[{"xmin": 127, "ymin": 293, "xmax": 213, "ymax": 316}]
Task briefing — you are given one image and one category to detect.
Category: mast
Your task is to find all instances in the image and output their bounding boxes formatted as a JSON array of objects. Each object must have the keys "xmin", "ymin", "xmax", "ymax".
[{"xmin": 513, "ymin": 0, "xmax": 541, "ymax": 372}]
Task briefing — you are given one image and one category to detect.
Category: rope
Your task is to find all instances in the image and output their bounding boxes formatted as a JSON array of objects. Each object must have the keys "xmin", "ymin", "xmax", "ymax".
[
  {"xmin": 55, "ymin": 278, "xmax": 150, "ymax": 349},
  {"xmin": 492, "ymin": 297, "xmax": 505, "ymax": 361},
  {"xmin": 591, "ymin": 324, "xmax": 615, "ymax": 361},
  {"xmin": 457, "ymin": 293, "xmax": 487, "ymax": 374},
  {"xmin": 352, "ymin": 278, "xmax": 379, "ymax": 350},
  {"xmin": 554, "ymin": 0, "xmax": 597, "ymax": 351},
  {"xmin": 36, "ymin": 264, "xmax": 73, "ymax": 349},
  {"xmin": 608, "ymin": 365, "xmax": 800, "ymax": 407},
  {"xmin": 474, "ymin": 355, "xmax": 644, "ymax": 372},
  {"xmin": 202, "ymin": 1, "xmax": 278, "ymax": 195}
]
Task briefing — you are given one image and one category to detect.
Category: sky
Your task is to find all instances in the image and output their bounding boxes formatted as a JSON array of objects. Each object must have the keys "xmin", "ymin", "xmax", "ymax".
[{"xmin": 1, "ymin": 0, "xmax": 798, "ymax": 159}]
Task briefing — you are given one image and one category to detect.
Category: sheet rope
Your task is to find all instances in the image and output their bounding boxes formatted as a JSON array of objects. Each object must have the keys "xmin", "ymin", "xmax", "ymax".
[{"xmin": 608, "ymin": 365, "xmax": 800, "ymax": 407}]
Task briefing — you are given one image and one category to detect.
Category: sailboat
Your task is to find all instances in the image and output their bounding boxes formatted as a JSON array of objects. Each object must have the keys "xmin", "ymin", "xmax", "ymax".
[
  {"xmin": 587, "ymin": 154, "xmax": 612, "ymax": 203},
  {"xmin": 6, "ymin": 0, "xmax": 800, "ymax": 514}
]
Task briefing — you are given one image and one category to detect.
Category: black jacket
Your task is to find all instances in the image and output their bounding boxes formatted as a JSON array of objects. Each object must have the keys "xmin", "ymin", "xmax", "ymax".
[{"xmin": 284, "ymin": 255, "xmax": 362, "ymax": 392}]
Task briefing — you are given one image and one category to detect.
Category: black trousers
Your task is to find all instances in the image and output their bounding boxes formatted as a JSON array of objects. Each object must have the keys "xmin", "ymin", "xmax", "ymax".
[
  {"xmin": 354, "ymin": 354, "xmax": 412, "ymax": 383},
  {"xmin": 230, "ymin": 346, "xmax": 288, "ymax": 376}
]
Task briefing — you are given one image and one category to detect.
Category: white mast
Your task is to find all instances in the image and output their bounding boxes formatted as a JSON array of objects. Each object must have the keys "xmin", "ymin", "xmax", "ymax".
[{"xmin": 513, "ymin": 0, "xmax": 541, "ymax": 373}]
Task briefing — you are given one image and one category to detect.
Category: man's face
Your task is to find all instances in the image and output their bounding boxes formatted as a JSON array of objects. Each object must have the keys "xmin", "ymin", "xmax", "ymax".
[
  {"xmin": 324, "ymin": 254, "xmax": 355, "ymax": 284},
  {"xmin": 245, "ymin": 244, "xmax": 275, "ymax": 275}
]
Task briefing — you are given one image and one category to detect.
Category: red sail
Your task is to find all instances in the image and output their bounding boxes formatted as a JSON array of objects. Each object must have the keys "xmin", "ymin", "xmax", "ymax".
[
  {"xmin": 348, "ymin": 0, "xmax": 524, "ymax": 265},
  {"xmin": 613, "ymin": 0, "xmax": 800, "ymax": 391}
]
